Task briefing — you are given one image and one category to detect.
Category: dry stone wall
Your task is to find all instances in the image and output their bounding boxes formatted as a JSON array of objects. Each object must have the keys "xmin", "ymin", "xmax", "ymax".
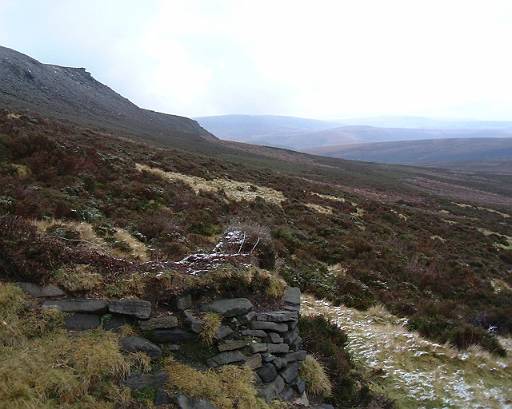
[{"xmin": 17, "ymin": 282, "xmax": 309, "ymax": 407}]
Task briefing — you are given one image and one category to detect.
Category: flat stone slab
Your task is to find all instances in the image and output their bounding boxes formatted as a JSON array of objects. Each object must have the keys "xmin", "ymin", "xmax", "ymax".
[
  {"xmin": 109, "ymin": 299, "xmax": 151, "ymax": 319},
  {"xmin": 268, "ymin": 343, "xmax": 289, "ymax": 354},
  {"xmin": 256, "ymin": 311, "xmax": 298, "ymax": 323},
  {"xmin": 285, "ymin": 350, "xmax": 307, "ymax": 363},
  {"xmin": 250, "ymin": 321, "xmax": 288, "ymax": 333},
  {"xmin": 204, "ymin": 298, "xmax": 253, "ymax": 317},
  {"xmin": 250, "ymin": 343, "xmax": 268, "ymax": 353},
  {"xmin": 149, "ymin": 328, "xmax": 195, "ymax": 344},
  {"xmin": 241, "ymin": 329, "xmax": 267, "ymax": 338},
  {"xmin": 42, "ymin": 299, "xmax": 107, "ymax": 313},
  {"xmin": 139, "ymin": 315, "xmax": 178, "ymax": 331},
  {"xmin": 120, "ymin": 336, "xmax": 162, "ymax": 359},
  {"xmin": 207, "ymin": 351, "xmax": 247, "ymax": 367},
  {"xmin": 17, "ymin": 282, "xmax": 65, "ymax": 298},
  {"xmin": 283, "ymin": 287, "xmax": 301, "ymax": 306},
  {"xmin": 64, "ymin": 313, "xmax": 100, "ymax": 330},
  {"xmin": 124, "ymin": 371, "xmax": 168, "ymax": 391},
  {"xmin": 218, "ymin": 340, "xmax": 248, "ymax": 352},
  {"xmin": 268, "ymin": 332, "xmax": 284, "ymax": 343}
]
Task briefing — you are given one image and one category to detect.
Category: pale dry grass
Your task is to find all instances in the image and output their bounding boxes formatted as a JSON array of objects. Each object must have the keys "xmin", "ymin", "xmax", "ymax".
[
  {"xmin": 305, "ymin": 203, "xmax": 333, "ymax": 215},
  {"xmin": 33, "ymin": 219, "xmax": 150, "ymax": 260},
  {"xmin": 311, "ymin": 192, "xmax": 346, "ymax": 203},
  {"xmin": 0, "ymin": 283, "xmax": 134, "ymax": 409},
  {"xmin": 165, "ymin": 358, "xmax": 269, "ymax": 409},
  {"xmin": 136, "ymin": 163, "xmax": 286, "ymax": 206},
  {"xmin": 299, "ymin": 355, "xmax": 332, "ymax": 397}
]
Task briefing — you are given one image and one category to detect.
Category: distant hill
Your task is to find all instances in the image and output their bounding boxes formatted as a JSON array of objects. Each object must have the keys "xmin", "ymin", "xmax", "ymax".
[
  {"xmin": 0, "ymin": 45, "xmax": 215, "ymax": 145},
  {"xmin": 309, "ymin": 137, "xmax": 512, "ymax": 173},
  {"xmin": 196, "ymin": 114, "xmax": 512, "ymax": 150},
  {"xmin": 195, "ymin": 114, "xmax": 341, "ymax": 147}
]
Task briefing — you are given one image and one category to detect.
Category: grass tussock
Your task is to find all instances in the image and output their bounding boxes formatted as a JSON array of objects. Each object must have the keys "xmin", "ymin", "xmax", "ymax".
[
  {"xmin": 299, "ymin": 355, "xmax": 332, "ymax": 398},
  {"xmin": 165, "ymin": 358, "xmax": 269, "ymax": 409},
  {"xmin": 53, "ymin": 264, "xmax": 104, "ymax": 293},
  {"xmin": 200, "ymin": 313, "xmax": 222, "ymax": 346},
  {"xmin": 0, "ymin": 283, "xmax": 135, "ymax": 409}
]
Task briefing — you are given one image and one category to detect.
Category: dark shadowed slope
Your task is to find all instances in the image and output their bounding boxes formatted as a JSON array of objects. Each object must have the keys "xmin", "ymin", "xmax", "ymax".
[
  {"xmin": 0, "ymin": 45, "xmax": 215, "ymax": 145},
  {"xmin": 309, "ymin": 137, "xmax": 512, "ymax": 173}
]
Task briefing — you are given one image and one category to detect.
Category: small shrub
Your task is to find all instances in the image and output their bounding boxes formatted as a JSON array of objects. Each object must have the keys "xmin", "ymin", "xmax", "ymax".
[
  {"xmin": 300, "ymin": 355, "xmax": 332, "ymax": 397},
  {"xmin": 200, "ymin": 313, "xmax": 222, "ymax": 346}
]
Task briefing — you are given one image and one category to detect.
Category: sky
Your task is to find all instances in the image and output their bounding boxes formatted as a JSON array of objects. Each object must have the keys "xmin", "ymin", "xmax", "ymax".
[{"xmin": 1, "ymin": 0, "xmax": 512, "ymax": 120}]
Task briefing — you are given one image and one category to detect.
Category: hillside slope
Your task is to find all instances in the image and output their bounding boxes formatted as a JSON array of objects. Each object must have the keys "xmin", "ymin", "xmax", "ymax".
[
  {"xmin": 0, "ymin": 45, "xmax": 215, "ymax": 145},
  {"xmin": 309, "ymin": 137, "xmax": 512, "ymax": 174}
]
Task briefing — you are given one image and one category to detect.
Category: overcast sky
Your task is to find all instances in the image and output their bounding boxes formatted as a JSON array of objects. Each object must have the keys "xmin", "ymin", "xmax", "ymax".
[{"xmin": 1, "ymin": 0, "xmax": 512, "ymax": 120}]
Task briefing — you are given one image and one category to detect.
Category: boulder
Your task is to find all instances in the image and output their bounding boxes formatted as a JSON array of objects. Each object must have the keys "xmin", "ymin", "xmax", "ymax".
[
  {"xmin": 150, "ymin": 328, "xmax": 195, "ymax": 343},
  {"xmin": 283, "ymin": 287, "xmax": 301, "ymax": 306},
  {"xmin": 280, "ymin": 363, "xmax": 299, "ymax": 384},
  {"xmin": 257, "ymin": 363, "xmax": 278, "ymax": 383},
  {"xmin": 17, "ymin": 282, "xmax": 65, "ymax": 298},
  {"xmin": 204, "ymin": 298, "xmax": 253, "ymax": 317},
  {"xmin": 250, "ymin": 321, "xmax": 288, "ymax": 333},
  {"xmin": 139, "ymin": 315, "xmax": 178, "ymax": 331},
  {"xmin": 207, "ymin": 351, "xmax": 247, "ymax": 367},
  {"xmin": 42, "ymin": 299, "xmax": 107, "ymax": 313},
  {"xmin": 268, "ymin": 343, "xmax": 289, "ymax": 354},
  {"xmin": 120, "ymin": 336, "xmax": 162, "ymax": 359},
  {"xmin": 108, "ymin": 299, "xmax": 151, "ymax": 319},
  {"xmin": 246, "ymin": 354, "xmax": 263, "ymax": 370},
  {"xmin": 176, "ymin": 394, "xmax": 216, "ymax": 409},
  {"xmin": 218, "ymin": 340, "xmax": 248, "ymax": 352},
  {"xmin": 64, "ymin": 313, "xmax": 100, "ymax": 330},
  {"xmin": 124, "ymin": 371, "xmax": 168, "ymax": 391}
]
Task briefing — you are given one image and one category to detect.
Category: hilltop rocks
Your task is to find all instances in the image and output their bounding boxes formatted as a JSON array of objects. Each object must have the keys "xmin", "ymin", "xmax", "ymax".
[
  {"xmin": 203, "ymin": 298, "xmax": 253, "ymax": 317},
  {"xmin": 120, "ymin": 336, "xmax": 162, "ymax": 359},
  {"xmin": 108, "ymin": 299, "xmax": 151, "ymax": 319},
  {"xmin": 42, "ymin": 299, "xmax": 107, "ymax": 313}
]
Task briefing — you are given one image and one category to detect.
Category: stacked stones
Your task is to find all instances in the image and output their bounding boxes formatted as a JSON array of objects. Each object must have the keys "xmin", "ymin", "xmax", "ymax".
[
  {"xmin": 199, "ymin": 287, "xmax": 306, "ymax": 402},
  {"xmin": 16, "ymin": 281, "xmax": 307, "ymax": 405}
]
